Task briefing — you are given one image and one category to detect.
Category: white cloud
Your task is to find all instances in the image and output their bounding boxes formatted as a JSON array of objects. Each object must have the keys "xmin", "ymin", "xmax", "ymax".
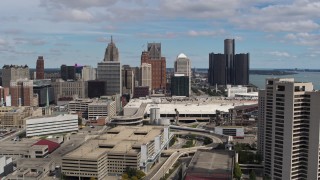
[
  {"xmin": 269, "ymin": 51, "xmax": 291, "ymax": 57},
  {"xmin": 187, "ymin": 29, "xmax": 225, "ymax": 37}
]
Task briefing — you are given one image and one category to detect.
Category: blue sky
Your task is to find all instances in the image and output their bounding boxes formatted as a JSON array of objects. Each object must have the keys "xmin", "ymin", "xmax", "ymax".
[{"xmin": 0, "ymin": 0, "xmax": 319, "ymax": 69}]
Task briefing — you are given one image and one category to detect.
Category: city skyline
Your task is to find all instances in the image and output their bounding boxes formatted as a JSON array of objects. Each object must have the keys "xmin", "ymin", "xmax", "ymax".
[{"xmin": 0, "ymin": 0, "xmax": 319, "ymax": 68}]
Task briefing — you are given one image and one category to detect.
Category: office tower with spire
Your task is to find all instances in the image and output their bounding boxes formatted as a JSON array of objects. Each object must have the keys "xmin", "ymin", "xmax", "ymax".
[
  {"xmin": 141, "ymin": 43, "xmax": 166, "ymax": 91},
  {"xmin": 208, "ymin": 39, "xmax": 249, "ymax": 86},
  {"xmin": 97, "ymin": 37, "xmax": 122, "ymax": 96},
  {"xmin": 258, "ymin": 78, "xmax": 320, "ymax": 179},
  {"xmin": 36, "ymin": 56, "xmax": 45, "ymax": 79},
  {"xmin": 174, "ymin": 53, "xmax": 191, "ymax": 96}
]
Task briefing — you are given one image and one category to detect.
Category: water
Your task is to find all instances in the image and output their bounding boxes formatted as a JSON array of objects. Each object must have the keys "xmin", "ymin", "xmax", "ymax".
[{"xmin": 250, "ymin": 72, "xmax": 320, "ymax": 90}]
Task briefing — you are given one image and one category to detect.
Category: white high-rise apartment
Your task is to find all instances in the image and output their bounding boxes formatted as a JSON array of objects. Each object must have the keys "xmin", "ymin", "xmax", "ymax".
[
  {"xmin": 140, "ymin": 63, "xmax": 152, "ymax": 91},
  {"xmin": 258, "ymin": 78, "xmax": 320, "ymax": 180},
  {"xmin": 97, "ymin": 37, "xmax": 121, "ymax": 96},
  {"xmin": 174, "ymin": 53, "xmax": 191, "ymax": 95}
]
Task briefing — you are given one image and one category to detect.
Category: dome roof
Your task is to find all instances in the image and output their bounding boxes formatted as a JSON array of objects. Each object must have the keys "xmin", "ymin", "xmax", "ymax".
[{"xmin": 177, "ymin": 53, "xmax": 187, "ymax": 59}]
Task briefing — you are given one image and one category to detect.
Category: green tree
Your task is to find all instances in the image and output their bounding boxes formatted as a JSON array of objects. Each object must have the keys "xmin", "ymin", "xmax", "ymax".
[
  {"xmin": 234, "ymin": 163, "xmax": 242, "ymax": 180},
  {"xmin": 122, "ymin": 173, "xmax": 129, "ymax": 180},
  {"xmin": 131, "ymin": 176, "xmax": 138, "ymax": 180},
  {"xmin": 249, "ymin": 170, "xmax": 256, "ymax": 180},
  {"xmin": 136, "ymin": 170, "xmax": 145, "ymax": 179}
]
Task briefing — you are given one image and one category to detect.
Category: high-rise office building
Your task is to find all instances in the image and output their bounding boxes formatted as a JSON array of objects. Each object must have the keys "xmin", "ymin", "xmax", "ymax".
[
  {"xmin": 81, "ymin": 66, "xmax": 96, "ymax": 81},
  {"xmin": 122, "ymin": 65, "xmax": 135, "ymax": 96},
  {"xmin": 208, "ymin": 39, "xmax": 249, "ymax": 86},
  {"xmin": 174, "ymin": 53, "xmax": 191, "ymax": 96},
  {"xmin": 36, "ymin": 56, "xmax": 44, "ymax": 79},
  {"xmin": 60, "ymin": 65, "xmax": 76, "ymax": 81},
  {"xmin": 171, "ymin": 74, "xmax": 189, "ymax": 97},
  {"xmin": 97, "ymin": 37, "xmax": 121, "ymax": 96},
  {"xmin": 10, "ymin": 79, "xmax": 34, "ymax": 107},
  {"xmin": 2, "ymin": 65, "xmax": 30, "ymax": 88},
  {"xmin": 208, "ymin": 53, "xmax": 227, "ymax": 85},
  {"xmin": 259, "ymin": 78, "xmax": 320, "ymax": 179},
  {"xmin": 140, "ymin": 63, "xmax": 152, "ymax": 91},
  {"xmin": 235, "ymin": 53, "xmax": 249, "ymax": 85},
  {"xmin": 141, "ymin": 43, "xmax": 166, "ymax": 91}
]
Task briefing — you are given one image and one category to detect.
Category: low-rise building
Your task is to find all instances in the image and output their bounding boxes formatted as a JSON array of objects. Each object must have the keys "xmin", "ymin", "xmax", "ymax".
[
  {"xmin": 215, "ymin": 126, "xmax": 244, "ymax": 137},
  {"xmin": 62, "ymin": 126, "xmax": 171, "ymax": 179},
  {"xmin": 52, "ymin": 79, "xmax": 88, "ymax": 103},
  {"xmin": 185, "ymin": 150, "xmax": 234, "ymax": 180},
  {"xmin": 26, "ymin": 114, "xmax": 78, "ymax": 137},
  {"xmin": 0, "ymin": 156, "xmax": 13, "ymax": 177},
  {"xmin": 5, "ymin": 158, "xmax": 55, "ymax": 180},
  {"xmin": 227, "ymin": 85, "xmax": 247, "ymax": 98},
  {"xmin": 88, "ymin": 100, "xmax": 116, "ymax": 120}
]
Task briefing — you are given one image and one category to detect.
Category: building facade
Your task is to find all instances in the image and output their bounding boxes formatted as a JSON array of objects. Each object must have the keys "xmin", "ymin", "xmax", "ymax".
[
  {"xmin": 174, "ymin": 53, "xmax": 191, "ymax": 96},
  {"xmin": 171, "ymin": 74, "xmax": 190, "ymax": 97},
  {"xmin": 36, "ymin": 56, "xmax": 45, "ymax": 80},
  {"xmin": 2, "ymin": 65, "xmax": 30, "ymax": 88},
  {"xmin": 122, "ymin": 65, "xmax": 135, "ymax": 96},
  {"xmin": 140, "ymin": 63, "xmax": 152, "ymax": 91},
  {"xmin": 97, "ymin": 37, "xmax": 122, "ymax": 96},
  {"xmin": 81, "ymin": 66, "xmax": 96, "ymax": 81},
  {"xmin": 52, "ymin": 80, "xmax": 88, "ymax": 102},
  {"xmin": 87, "ymin": 80, "xmax": 105, "ymax": 98},
  {"xmin": 260, "ymin": 78, "xmax": 320, "ymax": 179},
  {"xmin": 26, "ymin": 114, "xmax": 78, "ymax": 137},
  {"xmin": 10, "ymin": 79, "xmax": 34, "ymax": 107},
  {"xmin": 141, "ymin": 43, "xmax": 166, "ymax": 91},
  {"xmin": 60, "ymin": 65, "xmax": 76, "ymax": 81},
  {"xmin": 208, "ymin": 39, "xmax": 249, "ymax": 86}
]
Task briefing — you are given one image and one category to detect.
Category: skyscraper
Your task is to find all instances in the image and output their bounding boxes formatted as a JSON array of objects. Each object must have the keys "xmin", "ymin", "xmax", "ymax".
[
  {"xmin": 171, "ymin": 74, "xmax": 189, "ymax": 97},
  {"xmin": 141, "ymin": 43, "xmax": 166, "ymax": 91},
  {"xmin": 174, "ymin": 53, "xmax": 191, "ymax": 96},
  {"xmin": 36, "ymin": 56, "xmax": 44, "ymax": 79},
  {"xmin": 60, "ymin": 65, "xmax": 76, "ymax": 81},
  {"xmin": 235, "ymin": 53, "xmax": 249, "ymax": 85},
  {"xmin": 2, "ymin": 65, "xmax": 30, "ymax": 88},
  {"xmin": 122, "ymin": 65, "xmax": 135, "ymax": 96},
  {"xmin": 97, "ymin": 37, "xmax": 121, "ymax": 96},
  {"xmin": 140, "ymin": 63, "xmax": 152, "ymax": 91},
  {"xmin": 208, "ymin": 53, "xmax": 227, "ymax": 85},
  {"xmin": 258, "ymin": 78, "xmax": 320, "ymax": 179},
  {"xmin": 208, "ymin": 39, "xmax": 249, "ymax": 86}
]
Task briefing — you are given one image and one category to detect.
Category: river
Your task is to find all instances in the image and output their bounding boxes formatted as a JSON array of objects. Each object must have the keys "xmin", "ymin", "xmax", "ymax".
[{"xmin": 250, "ymin": 72, "xmax": 320, "ymax": 90}]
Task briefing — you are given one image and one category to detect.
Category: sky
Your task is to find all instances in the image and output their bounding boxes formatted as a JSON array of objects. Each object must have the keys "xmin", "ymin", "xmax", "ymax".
[{"xmin": 0, "ymin": 0, "xmax": 319, "ymax": 69}]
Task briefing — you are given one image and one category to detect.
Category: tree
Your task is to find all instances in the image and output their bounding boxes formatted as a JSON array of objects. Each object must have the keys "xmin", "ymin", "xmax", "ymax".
[
  {"xmin": 249, "ymin": 170, "xmax": 256, "ymax": 180},
  {"xmin": 136, "ymin": 170, "xmax": 145, "ymax": 179},
  {"xmin": 131, "ymin": 176, "xmax": 138, "ymax": 180},
  {"xmin": 234, "ymin": 163, "xmax": 242, "ymax": 180},
  {"xmin": 122, "ymin": 173, "xmax": 129, "ymax": 180}
]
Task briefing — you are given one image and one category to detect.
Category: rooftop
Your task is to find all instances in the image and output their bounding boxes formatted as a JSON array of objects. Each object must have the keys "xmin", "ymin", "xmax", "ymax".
[
  {"xmin": 64, "ymin": 126, "xmax": 165, "ymax": 159},
  {"xmin": 186, "ymin": 150, "xmax": 234, "ymax": 179}
]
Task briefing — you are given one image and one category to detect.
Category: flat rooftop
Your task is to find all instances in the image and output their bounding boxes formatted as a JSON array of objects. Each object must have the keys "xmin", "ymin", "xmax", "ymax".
[
  {"xmin": 186, "ymin": 150, "xmax": 234, "ymax": 179},
  {"xmin": 63, "ymin": 126, "xmax": 165, "ymax": 159},
  {"xmin": 17, "ymin": 158, "xmax": 53, "ymax": 168},
  {"xmin": 124, "ymin": 97, "xmax": 257, "ymax": 115}
]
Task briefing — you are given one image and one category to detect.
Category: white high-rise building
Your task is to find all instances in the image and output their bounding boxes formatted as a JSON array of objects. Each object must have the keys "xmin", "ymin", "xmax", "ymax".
[
  {"xmin": 174, "ymin": 53, "xmax": 191, "ymax": 95},
  {"xmin": 258, "ymin": 78, "xmax": 320, "ymax": 180},
  {"xmin": 140, "ymin": 63, "xmax": 152, "ymax": 91},
  {"xmin": 97, "ymin": 37, "xmax": 121, "ymax": 96},
  {"xmin": 81, "ymin": 66, "xmax": 96, "ymax": 81}
]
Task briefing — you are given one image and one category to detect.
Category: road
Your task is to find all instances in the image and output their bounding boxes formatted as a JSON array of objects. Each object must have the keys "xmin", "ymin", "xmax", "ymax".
[
  {"xmin": 0, "ymin": 128, "xmax": 25, "ymax": 142},
  {"xmin": 150, "ymin": 148, "xmax": 203, "ymax": 180}
]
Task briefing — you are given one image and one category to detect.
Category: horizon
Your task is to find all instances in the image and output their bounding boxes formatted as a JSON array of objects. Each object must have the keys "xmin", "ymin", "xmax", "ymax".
[{"xmin": 0, "ymin": 0, "xmax": 319, "ymax": 69}]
